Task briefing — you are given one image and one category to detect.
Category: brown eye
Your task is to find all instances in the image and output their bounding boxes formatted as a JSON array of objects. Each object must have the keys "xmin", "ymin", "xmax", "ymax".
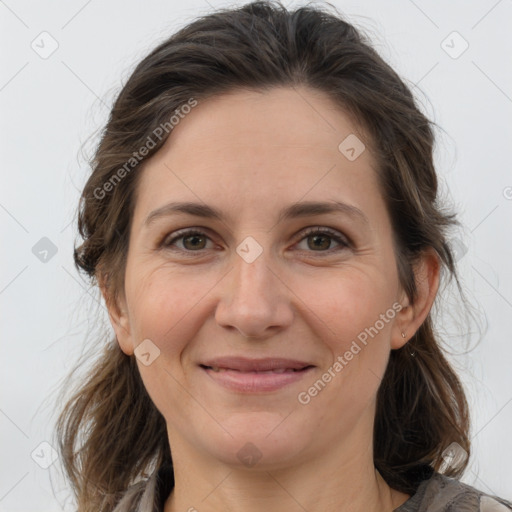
[
  {"xmin": 163, "ymin": 229, "xmax": 213, "ymax": 251},
  {"xmin": 182, "ymin": 233, "xmax": 208, "ymax": 250},
  {"xmin": 296, "ymin": 227, "xmax": 350, "ymax": 253},
  {"xmin": 307, "ymin": 233, "xmax": 333, "ymax": 251}
]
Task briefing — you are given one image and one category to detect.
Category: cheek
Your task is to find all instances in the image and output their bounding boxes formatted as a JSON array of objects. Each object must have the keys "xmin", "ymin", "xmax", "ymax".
[
  {"xmin": 295, "ymin": 267, "xmax": 396, "ymax": 403},
  {"xmin": 299, "ymin": 266, "xmax": 396, "ymax": 346},
  {"xmin": 125, "ymin": 264, "xmax": 206, "ymax": 354},
  {"xmin": 125, "ymin": 267, "xmax": 209, "ymax": 421}
]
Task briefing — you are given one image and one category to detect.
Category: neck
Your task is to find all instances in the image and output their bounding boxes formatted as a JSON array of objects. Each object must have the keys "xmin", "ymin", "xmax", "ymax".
[{"xmin": 163, "ymin": 435, "xmax": 409, "ymax": 512}]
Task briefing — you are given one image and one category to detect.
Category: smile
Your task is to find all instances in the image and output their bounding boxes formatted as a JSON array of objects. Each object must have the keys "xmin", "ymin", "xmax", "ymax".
[{"xmin": 199, "ymin": 357, "xmax": 315, "ymax": 392}]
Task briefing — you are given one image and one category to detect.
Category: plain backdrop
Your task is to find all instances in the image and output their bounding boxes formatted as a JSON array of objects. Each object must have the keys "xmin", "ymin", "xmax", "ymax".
[{"xmin": 1, "ymin": 0, "xmax": 511, "ymax": 510}]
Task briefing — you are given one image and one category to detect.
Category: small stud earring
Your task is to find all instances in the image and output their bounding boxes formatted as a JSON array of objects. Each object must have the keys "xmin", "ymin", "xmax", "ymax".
[{"xmin": 401, "ymin": 332, "xmax": 406, "ymax": 338}]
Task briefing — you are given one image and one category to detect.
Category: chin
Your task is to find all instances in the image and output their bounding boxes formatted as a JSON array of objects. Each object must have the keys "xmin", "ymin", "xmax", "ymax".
[{"xmin": 200, "ymin": 412, "xmax": 311, "ymax": 470}]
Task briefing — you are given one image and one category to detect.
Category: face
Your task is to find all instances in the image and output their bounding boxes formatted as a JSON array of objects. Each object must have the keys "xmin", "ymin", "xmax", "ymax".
[{"xmin": 109, "ymin": 86, "xmax": 415, "ymax": 471}]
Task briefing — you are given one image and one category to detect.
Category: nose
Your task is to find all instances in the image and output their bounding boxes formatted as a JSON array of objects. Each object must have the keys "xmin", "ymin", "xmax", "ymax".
[{"xmin": 215, "ymin": 248, "xmax": 294, "ymax": 340}]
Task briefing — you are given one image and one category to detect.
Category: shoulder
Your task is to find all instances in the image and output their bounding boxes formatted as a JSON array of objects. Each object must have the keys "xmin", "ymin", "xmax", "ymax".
[{"xmin": 397, "ymin": 472, "xmax": 512, "ymax": 512}]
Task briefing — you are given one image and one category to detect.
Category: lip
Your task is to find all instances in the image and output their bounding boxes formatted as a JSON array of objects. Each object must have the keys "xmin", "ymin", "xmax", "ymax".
[
  {"xmin": 199, "ymin": 357, "xmax": 315, "ymax": 393},
  {"xmin": 201, "ymin": 356, "xmax": 313, "ymax": 372}
]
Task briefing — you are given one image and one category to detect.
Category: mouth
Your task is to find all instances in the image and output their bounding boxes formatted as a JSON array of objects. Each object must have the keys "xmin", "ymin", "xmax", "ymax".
[
  {"xmin": 201, "ymin": 366, "xmax": 311, "ymax": 373},
  {"xmin": 199, "ymin": 357, "xmax": 315, "ymax": 392}
]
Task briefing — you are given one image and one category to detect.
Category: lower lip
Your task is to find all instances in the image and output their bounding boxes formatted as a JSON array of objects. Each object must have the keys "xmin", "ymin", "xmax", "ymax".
[{"xmin": 201, "ymin": 366, "xmax": 314, "ymax": 392}]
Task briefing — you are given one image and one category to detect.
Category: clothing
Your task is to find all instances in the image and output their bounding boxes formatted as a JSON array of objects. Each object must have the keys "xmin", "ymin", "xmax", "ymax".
[
  {"xmin": 394, "ymin": 473, "xmax": 512, "ymax": 511},
  {"xmin": 112, "ymin": 463, "xmax": 512, "ymax": 512}
]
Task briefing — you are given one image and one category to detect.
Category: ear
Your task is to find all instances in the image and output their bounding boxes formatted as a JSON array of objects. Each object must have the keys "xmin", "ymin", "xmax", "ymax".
[
  {"xmin": 97, "ymin": 271, "xmax": 135, "ymax": 356},
  {"xmin": 391, "ymin": 248, "xmax": 440, "ymax": 349}
]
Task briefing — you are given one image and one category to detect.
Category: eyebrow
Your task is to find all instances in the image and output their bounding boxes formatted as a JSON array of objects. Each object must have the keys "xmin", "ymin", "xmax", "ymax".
[{"xmin": 144, "ymin": 200, "xmax": 369, "ymax": 227}]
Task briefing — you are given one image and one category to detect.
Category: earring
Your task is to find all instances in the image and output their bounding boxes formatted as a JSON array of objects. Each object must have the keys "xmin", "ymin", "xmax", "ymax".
[{"xmin": 402, "ymin": 332, "xmax": 415, "ymax": 356}]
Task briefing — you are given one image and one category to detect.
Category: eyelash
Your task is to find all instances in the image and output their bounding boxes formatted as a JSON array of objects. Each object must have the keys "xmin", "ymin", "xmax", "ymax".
[{"xmin": 161, "ymin": 227, "xmax": 351, "ymax": 255}]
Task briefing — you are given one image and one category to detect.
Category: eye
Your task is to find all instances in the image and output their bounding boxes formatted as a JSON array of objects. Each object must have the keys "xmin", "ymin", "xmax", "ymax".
[
  {"xmin": 294, "ymin": 227, "xmax": 350, "ymax": 253},
  {"xmin": 162, "ymin": 229, "xmax": 215, "ymax": 252},
  {"xmin": 161, "ymin": 226, "xmax": 351, "ymax": 254}
]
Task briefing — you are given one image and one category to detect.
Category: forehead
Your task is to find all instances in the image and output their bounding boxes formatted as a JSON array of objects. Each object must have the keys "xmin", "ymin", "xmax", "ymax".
[
  {"xmin": 152, "ymin": 86, "xmax": 371, "ymax": 158},
  {"xmin": 133, "ymin": 86, "xmax": 384, "ymax": 226}
]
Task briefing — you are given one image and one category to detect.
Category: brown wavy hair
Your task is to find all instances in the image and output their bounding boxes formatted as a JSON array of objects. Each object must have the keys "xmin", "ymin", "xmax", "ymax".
[{"xmin": 55, "ymin": 1, "xmax": 471, "ymax": 510}]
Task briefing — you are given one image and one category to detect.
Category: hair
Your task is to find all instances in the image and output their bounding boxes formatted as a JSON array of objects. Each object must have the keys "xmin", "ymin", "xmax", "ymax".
[{"xmin": 56, "ymin": 1, "xmax": 471, "ymax": 510}]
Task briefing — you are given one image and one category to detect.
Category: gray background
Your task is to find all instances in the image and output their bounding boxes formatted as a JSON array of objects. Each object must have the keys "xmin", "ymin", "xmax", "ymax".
[{"xmin": 1, "ymin": 0, "xmax": 511, "ymax": 510}]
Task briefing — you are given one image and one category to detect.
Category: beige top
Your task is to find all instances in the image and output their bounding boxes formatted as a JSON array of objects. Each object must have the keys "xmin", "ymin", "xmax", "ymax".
[{"xmin": 112, "ymin": 465, "xmax": 512, "ymax": 512}]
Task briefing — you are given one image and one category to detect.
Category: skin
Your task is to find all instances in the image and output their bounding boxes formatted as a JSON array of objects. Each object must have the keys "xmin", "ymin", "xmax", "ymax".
[{"xmin": 103, "ymin": 86, "xmax": 440, "ymax": 512}]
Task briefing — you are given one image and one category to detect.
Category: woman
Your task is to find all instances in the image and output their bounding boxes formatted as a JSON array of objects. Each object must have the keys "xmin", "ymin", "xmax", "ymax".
[{"xmin": 56, "ymin": 2, "xmax": 512, "ymax": 511}]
